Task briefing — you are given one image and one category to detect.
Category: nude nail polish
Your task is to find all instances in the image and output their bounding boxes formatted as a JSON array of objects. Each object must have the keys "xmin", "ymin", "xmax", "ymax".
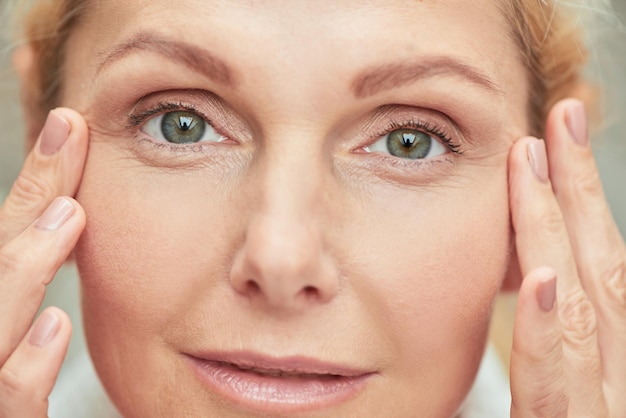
[
  {"xmin": 40, "ymin": 111, "xmax": 71, "ymax": 156},
  {"xmin": 35, "ymin": 197, "xmax": 76, "ymax": 231},
  {"xmin": 29, "ymin": 310, "xmax": 60, "ymax": 347},
  {"xmin": 537, "ymin": 276, "xmax": 557, "ymax": 312},
  {"xmin": 527, "ymin": 140, "xmax": 549, "ymax": 183},
  {"xmin": 565, "ymin": 101, "xmax": 588, "ymax": 147}
]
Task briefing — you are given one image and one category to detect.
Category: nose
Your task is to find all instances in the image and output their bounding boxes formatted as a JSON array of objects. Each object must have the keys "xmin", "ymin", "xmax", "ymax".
[{"xmin": 229, "ymin": 147, "xmax": 340, "ymax": 312}]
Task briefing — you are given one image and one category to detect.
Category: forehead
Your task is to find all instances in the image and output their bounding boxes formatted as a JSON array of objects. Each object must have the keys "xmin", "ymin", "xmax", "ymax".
[
  {"xmin": 68, "ymin": 0, "xmax": 526, "ymax": 129},
  {"xmin": 79, "ymin": 0, "xmax": 517, "ymax": 75}
]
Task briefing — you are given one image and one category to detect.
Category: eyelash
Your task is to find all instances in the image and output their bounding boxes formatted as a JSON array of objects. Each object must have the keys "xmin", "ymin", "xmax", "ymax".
[
  {"xmin": 128, "ymin": 102, "xmax": 462, "ymax": 156},
  {"xmin": 373, "ymin": 119, "xmax": 462, "ymax": 155},
  {"xmin": 129, "ymin": 102, "xmax": 206, "ymax": 128}
]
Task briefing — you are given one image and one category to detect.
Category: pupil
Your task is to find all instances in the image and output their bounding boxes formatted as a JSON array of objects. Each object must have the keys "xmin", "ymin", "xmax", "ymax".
[
  {"xmin": 178, "ymin": 116, "xmax": 195, "ymax": 131},
  {"xmin": 401, "ymin": 133, "xmax": 416, "ymax": 147}
]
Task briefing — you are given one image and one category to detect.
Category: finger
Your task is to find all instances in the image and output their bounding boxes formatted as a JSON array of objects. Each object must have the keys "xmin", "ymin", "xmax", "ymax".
[
  {"xmin": 0, "ymin": 307, "xmax": 71, "ymax": 418},
  {"xmin": 511, "ymin": 267, "xmax": 567, "ymax": 418},
  {"xmin": 545, "ymin": 98, "xmax": 626, "ymax": 405},
  {"xmin": 0, "ymin": 108, "xmax": 88, "ymax": 246},
  {"xmin": 509, "ymin": 136, "xmax": 580, "ymax": 289},
  {"xmin": 509, "ymin": 137, "xmax": 607, "ymax": 416},
  {"xmin": 0, "ymin": 197, "xmax": 85, "ymax": 365}
]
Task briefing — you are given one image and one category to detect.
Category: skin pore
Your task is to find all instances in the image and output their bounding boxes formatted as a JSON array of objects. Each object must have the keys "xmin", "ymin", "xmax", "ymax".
[{"xmin": 51, "ymin": 0, "xmax": 529, "ymax": 416}]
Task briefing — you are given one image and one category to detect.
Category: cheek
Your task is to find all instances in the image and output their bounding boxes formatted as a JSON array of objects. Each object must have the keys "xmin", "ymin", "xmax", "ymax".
[
  {"xmin": 74, "ymin": 144, "xmax": 241, "ymax": 354},
  {"xmin": 343, "ymin": 165, "xmax": 511, "ymax": 408}
]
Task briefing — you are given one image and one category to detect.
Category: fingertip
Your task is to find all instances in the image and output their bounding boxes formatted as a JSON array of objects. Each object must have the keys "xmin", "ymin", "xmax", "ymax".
[
  {"xmin": 40, "ymin": 306, "xmax": 72, "ymax": 331},
  {"xmin": 545, "ymin": 98, "xmax": 590, "ymax": 152},
  {"xmin": 508, "ymin": 136, "xmax": 545, "ymax": 220},
  {"xmin": 1, "ymin": 107, "xmax": 89, "ymax": 241},
  {"xmin": 26, "ymin": 307, "xmax": 72, "ymax": 365},
  {"xmin": 34, "ymin": 107, "xmax": 89, "ymax": 162},
  {"xmin": 508, "ymin": 136, "xmax": 539, "ymax": 168},
  {"xmin": 529, "ymin": 267, "xmax": 558, "ymax": 313},
  {"xmin": 514, "ymin": 267, "xmax": 560, "ymax": 349},
  {"xmin": 0, "ymin": 308, "xmax": 71, "ymax": 414},
  {"xmin": 59, "ymin": 196, "xmax": 87, "ymax": 228},
  {"xmin": 53, "ymin": 109, "xmax": 90, "ymax": 198},
  {"xmin": 50, "ymin": 107, "xmax": 89, "ymax": 141},
  {"xmin": 28, "ymin": 307, "xmax": 71, "ymax": 348},
  {"xmin": 511, "ymin": 268, "xmax": 567, "ymax": 417},
  {"xmin": 519, "ymin": 266, "xmax": 556, "ymax": 305}
]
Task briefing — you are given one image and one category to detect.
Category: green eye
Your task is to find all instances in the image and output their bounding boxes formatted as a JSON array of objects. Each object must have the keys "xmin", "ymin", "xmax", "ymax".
[
  {"xmin": 367, "ymin": 126, "xmax": 448, "ymax": 160},
  {"xmin": 142, "ymin": 109, "xmax": 227, "ymax": 145},
  {"xmin": 161, "ymin": 111, "xmax": 207, "ymax": 144},
  {"xmin": 386, "ymin": 129, "xmax": 432, "ymax": 159}
]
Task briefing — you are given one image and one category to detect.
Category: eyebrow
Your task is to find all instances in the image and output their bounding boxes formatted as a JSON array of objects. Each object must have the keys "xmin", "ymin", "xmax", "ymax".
[
  {"xmin": 351, "ymin": 57, "xmax": 503, "ymax": 99},
  {"xmin": 96, "ymin": 32, "xmax": 235, "ymax": 86}
]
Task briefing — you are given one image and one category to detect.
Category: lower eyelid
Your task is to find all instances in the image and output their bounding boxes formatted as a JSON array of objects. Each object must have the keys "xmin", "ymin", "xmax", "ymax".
[{"xmin": 346, "ymin": 151, "xmax": 457, "ymax": 188}]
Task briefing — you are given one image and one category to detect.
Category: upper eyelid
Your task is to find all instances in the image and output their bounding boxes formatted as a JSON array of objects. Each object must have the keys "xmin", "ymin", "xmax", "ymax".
[
  {"xmin": 370, "ymin": 118, "xmax": 462, "ymax": 155},
  {"xmin": 125, "ymin": 89, "xmax": 253, "ymax": 141},
  {"xmin": 358, "ymin": 104, "xmax": 466, "ymax": 145},
  {"xmin": 128, "ymin": 102, "xmax": 208, "ymax": 128}
]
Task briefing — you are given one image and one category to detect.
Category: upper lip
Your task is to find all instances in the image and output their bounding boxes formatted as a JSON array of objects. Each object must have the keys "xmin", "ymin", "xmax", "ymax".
[{"xmin": 186, "ymin": 351, "xmax": 373, "ymax": 377}]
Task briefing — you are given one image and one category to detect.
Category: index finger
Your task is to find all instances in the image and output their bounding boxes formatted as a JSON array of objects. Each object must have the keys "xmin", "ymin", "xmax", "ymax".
[{"xmin": 0, "ymin": 108, "xmax": 88, "ymax": 246}]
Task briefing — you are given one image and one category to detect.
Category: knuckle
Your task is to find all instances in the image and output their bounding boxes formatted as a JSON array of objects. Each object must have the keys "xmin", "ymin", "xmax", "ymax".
[
  {"xmin": 529, "ymin": 391, "xmax": 568, "ymax": 418},
  {"xmin": 559, "ymin": 289, "xmax": 598, "ymax": 351},
  {"xmin": 572, "ymin": 165, "xmax": 605, "ymax": 201},
  {"xmin": 512, "ymin": 327, "xmax": 562, "ymax": 365},
  {"xmin": 534, "ymin": 204, "xmax": 566, "ymax": 238},
  {"xmin": 512, "ymin": 390, "xmax": 568, "ymax": 418},
  {"xmin": 0, "ymin": 246, "xmax": 32, "ymax": 279},
  {"xmin": 599, "ymin": 257, "xmax": 626, "ymax": 310},
  {"xmin": 0, "ymin": 367, "xmax": 35, "ymax": 404},
  {"xmin": 557, "ymin": 163, "xmax": 605, "ymax": 206},
  {"xmin": 11, "ymin": 171, "xmax": 55, "ymax": 207}
]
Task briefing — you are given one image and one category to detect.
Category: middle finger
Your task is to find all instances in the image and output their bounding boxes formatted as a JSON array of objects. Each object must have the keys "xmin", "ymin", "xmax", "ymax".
[
  {"xmin": 509, "ymin": 136, "xmax": 605, "ymax": 416},
  {"xmin": 545, "ymin": 99, "xmax": 626, "ymax": 412}
]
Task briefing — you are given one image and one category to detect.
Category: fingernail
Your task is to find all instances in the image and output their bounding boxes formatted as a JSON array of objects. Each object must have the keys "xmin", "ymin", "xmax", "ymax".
[
  {"xmin": 29, "ymin": 310, "xmax": 60, "ymax": 347},
  {"xmin": 565, "ymin": 101, "xmax": 588, "ymax": 147},
  {"xmin": 527, "ymin": 140, "xmax": 549, "ymax": 183},
  {"xmin": 39, "ymin": 110, "xmax": 71, "ymax": 156},
  {"xmin": 537, "ymin": 275, "xmax": 557, "ymax": 312},
  {"xmin": 35, "ymin": 197, "xmax": 76, "ymax": 231}
]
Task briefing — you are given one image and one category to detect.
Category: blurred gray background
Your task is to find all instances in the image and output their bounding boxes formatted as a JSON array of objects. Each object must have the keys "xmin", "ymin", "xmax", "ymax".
[{"xmin": 0, "ymin": 2, "xmax": 625, "ymax": 368}]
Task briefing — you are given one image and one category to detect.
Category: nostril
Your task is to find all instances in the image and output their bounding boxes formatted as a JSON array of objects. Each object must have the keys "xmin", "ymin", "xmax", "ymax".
[
  {"xmin": 302, "ymin": 285, "xmax": 319, "ymax": 300},
  {"xmin": 244, "ymin": 280, "xmax": 261, "ymax": 296}
]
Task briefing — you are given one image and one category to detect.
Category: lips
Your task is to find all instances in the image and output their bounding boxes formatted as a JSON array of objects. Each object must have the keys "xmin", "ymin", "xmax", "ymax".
[
  {"xmin": 216, "ymin": 361, "xmax": 344, "ymax": 379},
  {"xmin": 185, "ymin": 351, "xmax": 374, "ymax": 413}
]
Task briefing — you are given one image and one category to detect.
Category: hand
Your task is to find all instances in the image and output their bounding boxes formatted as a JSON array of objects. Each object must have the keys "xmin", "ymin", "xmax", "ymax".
[
  {"xmin": 508, "ymin": 99, "xmax": 625, "ymax": 417},
  {"xmin": 0, "ymin": 109, "xmax": 88, "ymax": 417}
]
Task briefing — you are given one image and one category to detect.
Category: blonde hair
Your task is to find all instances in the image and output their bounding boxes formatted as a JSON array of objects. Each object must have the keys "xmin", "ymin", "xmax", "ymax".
[
  {"xmin": 10, "ymin": 0, "xmax": 89, "ymax": 138},
  {"xmin": 10, "ymin": 0, "xmax": 613, "ymax": 138},
  {"xmin": 501, "ymin": 0, "xmax": 598, "ymax": 134}
]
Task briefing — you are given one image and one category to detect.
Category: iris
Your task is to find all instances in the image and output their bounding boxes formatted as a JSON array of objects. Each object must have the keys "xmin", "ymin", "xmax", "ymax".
[
  {"xmin": 161, "ymin": 111, "xmax": 206, "ymax": 144},
  {"xmin": 386, "ymin": 129, "xmax": 432, "ymax": 159}
]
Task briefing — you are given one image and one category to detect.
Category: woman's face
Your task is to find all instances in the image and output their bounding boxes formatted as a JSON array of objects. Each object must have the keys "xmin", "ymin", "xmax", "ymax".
[{"xmin": 60, "ymin": 0, "xmax": 528, "ymax": 416}]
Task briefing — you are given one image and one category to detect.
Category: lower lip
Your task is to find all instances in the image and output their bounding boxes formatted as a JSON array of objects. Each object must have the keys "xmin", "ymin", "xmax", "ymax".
[{"xmin": 187, "ymin": 357, "xmax": 372, "ymax": 413}]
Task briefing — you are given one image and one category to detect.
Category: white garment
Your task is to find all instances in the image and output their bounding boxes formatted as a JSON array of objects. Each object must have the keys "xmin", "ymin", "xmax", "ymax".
[{"xmin": 49, "ymin": 346, "xmax": 510, "ymax": 417}]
